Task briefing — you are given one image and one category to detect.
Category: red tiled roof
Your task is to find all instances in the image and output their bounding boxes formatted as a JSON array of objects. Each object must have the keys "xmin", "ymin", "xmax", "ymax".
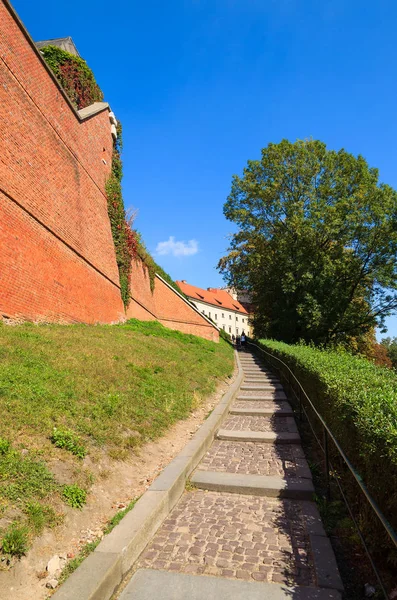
[{"xmin": 176, "ymin": 281, "xmax": 248, "ymax": 314}]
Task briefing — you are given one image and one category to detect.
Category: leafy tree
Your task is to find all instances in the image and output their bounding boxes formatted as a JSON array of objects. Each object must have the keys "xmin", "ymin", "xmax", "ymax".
[
  {"xmin": 381, "ymin": 337, "xmax": 397, "ymax": 369},
  {"xmin": 219, "ymin": 139, "xmax": 397, "ymax": 345}
]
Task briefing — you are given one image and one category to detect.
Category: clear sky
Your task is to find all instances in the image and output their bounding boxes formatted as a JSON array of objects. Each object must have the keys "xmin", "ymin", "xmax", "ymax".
[{"xmin": 12, "ymin": 0, "xmax": 397, "ymax": 338}]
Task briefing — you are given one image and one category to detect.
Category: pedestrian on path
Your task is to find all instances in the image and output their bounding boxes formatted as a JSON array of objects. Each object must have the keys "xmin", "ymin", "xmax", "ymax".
[{"xmin": 241, "ymin": 331, "xmax": 246, "ymax": 349}]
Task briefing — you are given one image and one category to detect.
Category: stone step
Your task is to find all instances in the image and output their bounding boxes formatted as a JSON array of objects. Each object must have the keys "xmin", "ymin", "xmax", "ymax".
[
  {"xmin": 244, "ymin": 380, "xmax": 280, "ymax": 385},
  {"xmin": 240, "ymin": 384, "xmax": 282, "ymax": 391},
  {"xmin": 243, "ymin": 373, "xmax": 278, "ymax": 378},
  {"xmin": 217, "ymin": 429, "xmax": 300, "ymax": 444},
  {"xmin": 230, "ymin": 405, "xmax": 293, "ymax": 417},
  {"xmin": 121, "ymin": 569, "xmax": 342, "ymax": 600},
  {"xmin": 237, "ymin": 392, "xmax": 287, "ymax": 401},
  {"xmin": 241, "ymin": 368, "xmax": 270, "ymax": 373},
  {"xmin": 191, "ymin": 470, "xmax": 314, "ymax": 500}
]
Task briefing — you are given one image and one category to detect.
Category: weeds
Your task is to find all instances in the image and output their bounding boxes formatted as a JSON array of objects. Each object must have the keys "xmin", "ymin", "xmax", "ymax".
[
  {"xmin": 50, "ymin": 427, "xmax": 86, "ymax": 458},
  {"xmin": 24, "ymin": 502, "xmax": 61, "ymax": 534},
  {"xmin": 103, "ymin": 497, "xmax": 139, "ymax": 534},
  {"xmin": 62, "ymin": 485, "xmax": 87, "ymax": 509},
  {"xmin": 1, "ymin": 523, "xmax": 29, "ymax": 557}
]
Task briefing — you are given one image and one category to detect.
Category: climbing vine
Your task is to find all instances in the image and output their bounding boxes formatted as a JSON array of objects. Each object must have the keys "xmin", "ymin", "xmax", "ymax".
[
  {"xmin": 41, "ymin": 44, "xmax": 182, "ymax": 306},
  {"xmin": 106, "ymin": 124, "xmax": 137, "ymax": 306},
  {"xmin": 40, "ymin": 45, "xmax": 103, "ymax": 110}
]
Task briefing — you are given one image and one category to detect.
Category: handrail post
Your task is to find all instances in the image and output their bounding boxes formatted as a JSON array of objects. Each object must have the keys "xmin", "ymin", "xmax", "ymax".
[
  {"xmin": 323, "ymin": 426, "xmax": 331, "ymax": 501},
  {"xmin": 299, "ymin": 386, "xmax": 303, "ymax": 422}
]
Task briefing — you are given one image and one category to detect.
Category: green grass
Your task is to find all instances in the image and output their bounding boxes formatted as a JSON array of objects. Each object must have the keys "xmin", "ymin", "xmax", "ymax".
[{"xmin": 0, "ymin": 319, "xmax": 233, "ymax": 554}]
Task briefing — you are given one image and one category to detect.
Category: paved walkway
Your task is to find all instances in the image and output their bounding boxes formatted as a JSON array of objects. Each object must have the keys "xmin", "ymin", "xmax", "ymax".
[{"xmin": 120, "ymin": 351, "xmax": 343, "ymax": 599}]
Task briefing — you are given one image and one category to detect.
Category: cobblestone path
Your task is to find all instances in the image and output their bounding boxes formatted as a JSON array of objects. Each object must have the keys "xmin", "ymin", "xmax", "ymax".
[{"xmin": 125, "ymin": 350, "xmax": 343, "ymax": 599}]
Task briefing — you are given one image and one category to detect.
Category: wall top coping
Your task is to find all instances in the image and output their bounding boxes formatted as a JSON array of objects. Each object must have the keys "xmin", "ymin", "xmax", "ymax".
[
  {"xmin": 78, "ymin": 102, "xmax": 110, "ymax": 120},
  {"xmin": 4, "ymin": 0, "xmax": 110, "ymax": 123},
  {"xmin": 155, "ymin": 274, "xmax": 220, "ymax": 332}
]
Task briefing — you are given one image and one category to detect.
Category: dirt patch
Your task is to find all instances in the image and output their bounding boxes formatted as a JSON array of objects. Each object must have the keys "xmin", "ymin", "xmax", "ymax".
[{"xmin": 0, "ymin": 365, "xmax": 236, "ymax": 600}]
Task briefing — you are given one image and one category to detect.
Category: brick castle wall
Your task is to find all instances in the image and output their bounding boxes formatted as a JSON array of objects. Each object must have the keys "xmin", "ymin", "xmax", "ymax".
[
  {"xmin": 0, "ymin": 0, "xmax": 124, "ymax": 323},
  {"xmin": 0, "ymin": 0, "xmax": 219, "ymax": 341},
  {"xmin": 126, "ymin": 259, "xmax": 219, "ymax": 342}
]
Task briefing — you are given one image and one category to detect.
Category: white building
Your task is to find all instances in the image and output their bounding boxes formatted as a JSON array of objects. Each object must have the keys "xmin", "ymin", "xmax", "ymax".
[{"xmin": 176, "ymin": 281, "xmax": 252, "ymax": 338}]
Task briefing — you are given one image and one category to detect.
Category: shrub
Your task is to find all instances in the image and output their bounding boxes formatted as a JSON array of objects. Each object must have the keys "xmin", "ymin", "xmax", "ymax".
[
  {"xmin": 50, "ymin": 427, "xmax": 86, "ymax": 458},
  {"xmin": 257, "ymin": 339, "xmax": 397, "ymax": 561},
  {"xmin": 219, "ymin": 329, "xmax": 232, "ymax": 343},
  {"xmin": 1, "ymin": 523, "xmax": 29, "ymax": 557},
  {"xmin": 63, "ymin": 484, "xmax": 87, "ymax": 509}
]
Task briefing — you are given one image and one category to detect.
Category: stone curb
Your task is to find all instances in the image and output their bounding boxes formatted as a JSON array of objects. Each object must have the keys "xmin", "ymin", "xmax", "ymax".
[{"xmin": 52, "ymin": 351, "xmax": 243, "ymax": 600}]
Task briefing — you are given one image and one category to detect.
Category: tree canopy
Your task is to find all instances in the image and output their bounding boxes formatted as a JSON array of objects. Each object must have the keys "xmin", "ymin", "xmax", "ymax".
[
  {"xmin": 381, "ymin": 337, "xmax": 397, "ymax": 369},
  {"xmin": 219, "ymin": 139, "xmax": 397, "ymax": 345}
]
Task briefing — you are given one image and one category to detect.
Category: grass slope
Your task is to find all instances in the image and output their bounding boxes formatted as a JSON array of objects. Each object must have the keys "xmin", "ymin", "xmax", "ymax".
[{"xmin": 0, "ymin": 319, "xmax": 233, "ymax": 557}]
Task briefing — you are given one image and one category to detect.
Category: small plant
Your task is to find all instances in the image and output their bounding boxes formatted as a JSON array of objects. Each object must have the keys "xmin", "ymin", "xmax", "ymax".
[
  {"xmin": 1, "ymin": 523, "xmax": 29, "ymax": 557},
  {"xmin": 104, "ymin": 498, "xmax": 139, "ymax": 535},
  {"xmin": 50, "ymin": 427, "xmax": 86, "ymax": 458},
  {"xmin": 62, "ymin": 484, "xmax": 87, "ymax": 509},
  {"xmin": 0, "ymin": 438, "xmax": 10, "ymax": 455},
  {"xmin": 24, "ymin": 502, "xmax": 60, "ymax": 534},
  {"xmin": 185, "ymin": 480, "xmax": 197, "ymax": 492}
]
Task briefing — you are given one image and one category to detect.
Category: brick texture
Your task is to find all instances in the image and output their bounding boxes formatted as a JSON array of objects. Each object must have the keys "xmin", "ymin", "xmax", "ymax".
[
  {"xmin": 0, "ymin": 1, "xmax": 219, "ymax": 340},
  {"xmin": 126, "ymin": 259, "xmax": 219, "ymax": 342},
  {"xmin": 0, "ymin": 0, "xmax": 123, "ymax": 323}
]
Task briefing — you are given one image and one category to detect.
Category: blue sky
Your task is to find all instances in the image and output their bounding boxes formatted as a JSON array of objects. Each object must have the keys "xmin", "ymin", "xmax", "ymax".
[{"xmin": 13, "ymin": 0, "xmax": 397, "ymax": 338}]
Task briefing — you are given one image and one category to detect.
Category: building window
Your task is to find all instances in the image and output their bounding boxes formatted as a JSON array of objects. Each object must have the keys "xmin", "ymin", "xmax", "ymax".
[
  {"xmin": 209, "ymin": 312, "xmax": 211, "ymax": 318},
  {"xmin": 229, "ymin": 326, "xmax": 232, "ymax": 333},
  {"xmin": 202, "ymin": 310, "xmax": 205, "ymax": 315},
  {"xmin": 214, "ymin": 314, "xmax": 217, "ymax": 319},
  {"xmin": 229, "ymin": 315, "xmax": 232, "ymax": 320},
  {"xmin": 236, "ymin": 328, "xmax": 239, "ymax": 334},
  {"xmin": 242, "ymin": 318, "xmax": 244, "ymax": 323},
  {"xmin": 223, "ymin": 325, "xmax": 225, "ymax": 331},
  {"xmin": 222, "ymin": 313, "xmax": 225, "ymax": 318},
  {"xmin": 236, "ymin": 316, "xmax": 238, "ymax": 321}
]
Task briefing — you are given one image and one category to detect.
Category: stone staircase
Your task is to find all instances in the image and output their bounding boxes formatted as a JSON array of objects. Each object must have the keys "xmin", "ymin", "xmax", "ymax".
[{"xmin": 126, "ymin": 351, "xmax": 344, "ymax": 599}]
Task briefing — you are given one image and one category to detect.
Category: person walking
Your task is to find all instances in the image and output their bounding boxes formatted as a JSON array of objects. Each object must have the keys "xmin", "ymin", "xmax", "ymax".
[{"xmin": 241, "ymin": 331, "xmax": 246, "ymax": 350}]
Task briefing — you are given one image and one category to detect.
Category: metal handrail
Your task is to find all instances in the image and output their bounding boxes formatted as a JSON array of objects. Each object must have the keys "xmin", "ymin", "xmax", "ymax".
[{"xmin": 246, "ymin": 340, "xmax": 397, "ymax": 597}]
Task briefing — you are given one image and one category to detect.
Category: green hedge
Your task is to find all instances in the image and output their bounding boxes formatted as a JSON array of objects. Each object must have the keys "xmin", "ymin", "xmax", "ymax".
[{"xmin": 257, "ymin": 339, "xmax": 397, "ymax": 559}]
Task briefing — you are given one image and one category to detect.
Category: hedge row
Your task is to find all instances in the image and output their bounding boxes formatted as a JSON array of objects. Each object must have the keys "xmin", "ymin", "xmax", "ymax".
[{"xmin": 257, "ymin": 339, "xmax": 397, "ymax": 559}]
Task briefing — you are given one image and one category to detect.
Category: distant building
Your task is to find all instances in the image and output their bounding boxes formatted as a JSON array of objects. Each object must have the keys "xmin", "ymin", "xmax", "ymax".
[
  {"xmin": 223, "ymin": 287, "xmax": 254, "ymax": 316},
  {"xmin": 177, "ymin": 281, "xmax": 253, "ymax": 338},
  {"xmin": 35, "ymin": 36, "xmax": 80, "ymax": 56}
]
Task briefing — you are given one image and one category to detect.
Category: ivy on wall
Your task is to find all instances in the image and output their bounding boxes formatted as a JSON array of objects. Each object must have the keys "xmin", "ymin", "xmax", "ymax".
[
  {"xmin": 41, "ymin": 44, "xmax": 183, "ymax": 307},
  {"xmin": 40, "ymin": 45, "xmax": 103, "ymax": 110},
  {"xmin": 105, "ymin": 124, "xmax": 137, "ymax": 306}
]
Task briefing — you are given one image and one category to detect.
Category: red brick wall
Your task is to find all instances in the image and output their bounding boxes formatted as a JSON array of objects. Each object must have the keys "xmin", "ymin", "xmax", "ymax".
[
  {"xmin": 0, "ymin": 0, "xmax": 124, "ymax": 323},
  {"xmin": 126, "ymin": 259, "xmax": 219, "ymax": 342},
  {"xmin": 0, "ymin": 1, "xmax": 219, "ymax": 340}
]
